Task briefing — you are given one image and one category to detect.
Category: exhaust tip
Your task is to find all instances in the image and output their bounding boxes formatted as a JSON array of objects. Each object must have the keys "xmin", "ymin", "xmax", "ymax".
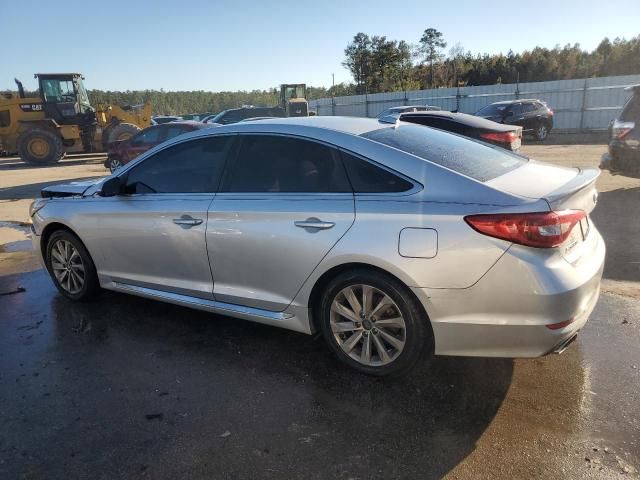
[{"xmin": 552, "ymin": 333, "xmax": 579, "ymax": 354}]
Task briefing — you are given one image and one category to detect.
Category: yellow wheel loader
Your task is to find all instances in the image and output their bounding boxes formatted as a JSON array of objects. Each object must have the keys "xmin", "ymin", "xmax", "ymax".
[{"xmin": 0, "ymin": 73, "xmax": 152, "ymax": 165}]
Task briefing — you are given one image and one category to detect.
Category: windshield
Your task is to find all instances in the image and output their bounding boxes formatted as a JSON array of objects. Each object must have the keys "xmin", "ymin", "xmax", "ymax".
[
  {"xmin": 41, "ymin": 78, "xmax": 76, "ymax": 103},
  {"xmin": 475, "ymin": 104, "xmax": 508, "ymax": 117},
  {"xmin": 361, "ymin": 124, "xmax": 526, "ymax": 182}
]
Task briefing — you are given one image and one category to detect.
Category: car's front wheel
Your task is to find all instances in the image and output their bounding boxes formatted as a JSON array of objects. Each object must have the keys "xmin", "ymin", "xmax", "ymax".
[
  {"xmin": 45, "ymin": 230, "xmax": 100, "ymax": 301},
  {"xmin": 108, "ymin": 156, "xmax": 122, "ymax": 173},
  {"xmin": 317, "ymin": 269, "xmax": 432, "ymax": 376}
]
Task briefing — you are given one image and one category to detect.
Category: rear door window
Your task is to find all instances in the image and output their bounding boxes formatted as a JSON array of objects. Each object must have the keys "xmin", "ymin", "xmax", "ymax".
[
  {"xmin": 131, "ymin": 126, "xmax": 165, "ymax": 145},
  {"xmin": 361, "ymin": 125, "xmax": 526, "ymax": 182},
  {"xmin": 164, "ymin": 125, "xmax": 191, "ymax": 140},
  {"xmin": 223, "ymin": 135, "xmax": 351, "ymax": 193}
]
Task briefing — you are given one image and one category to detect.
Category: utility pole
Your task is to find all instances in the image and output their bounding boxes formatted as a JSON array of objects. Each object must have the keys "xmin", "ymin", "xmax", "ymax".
[{"xmin": 332, "ymin": 73, "xmax": 335, "ymax": 89}]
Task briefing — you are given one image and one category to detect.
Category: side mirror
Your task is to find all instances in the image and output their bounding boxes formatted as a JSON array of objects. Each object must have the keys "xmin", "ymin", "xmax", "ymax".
[{"xmin": 101, "ymin": 176, "xmax": 123, "ymax": 197}]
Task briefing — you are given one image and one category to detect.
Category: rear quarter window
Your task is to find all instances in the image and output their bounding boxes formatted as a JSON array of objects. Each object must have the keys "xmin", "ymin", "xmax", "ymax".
[
  {"xmin": 361, "ymin": 125, "xmax": 526, "ymax": 182},
  {"xmin": 620, "ymin": 94, "xmax": 640, "ymax": 122}
]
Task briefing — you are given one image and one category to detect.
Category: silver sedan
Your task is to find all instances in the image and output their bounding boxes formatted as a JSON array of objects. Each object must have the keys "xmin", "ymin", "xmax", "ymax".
[{"xmin": 29, "ymin": 117, "xmax": 605, "ymax": 375}]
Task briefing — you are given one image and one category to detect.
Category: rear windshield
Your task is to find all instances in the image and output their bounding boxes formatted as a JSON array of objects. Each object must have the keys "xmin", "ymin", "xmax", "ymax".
[
  {"xmin": 475, "ymin": 104, "xmax": 508, "ymax": 116},
  {"xmin": 620, "ymin": 94, "xmax": 640, "ymax": 122},
  {"xmin": 361, "ymin": 125, "xmax": 526, "ymax": 182}
]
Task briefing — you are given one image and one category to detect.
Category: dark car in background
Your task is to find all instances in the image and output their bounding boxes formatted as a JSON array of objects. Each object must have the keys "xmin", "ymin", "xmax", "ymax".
[
  {"xmin": 208, "ymin": 106, "xmax": 286, "ymax": 125},
  {"xmin": 475, "ymin": 99, "xmax": 554, "ymax": 141},
  {"xmin": 105, "ymin": 121, "xmax": 213, "ymax": 172},
  {"xmin": 603, "ymin": 85, "xmax": 640, "ymax": 176},
  {"xmin": 380, "ymin": 111, "xmax": 523, "ymax": 151}
]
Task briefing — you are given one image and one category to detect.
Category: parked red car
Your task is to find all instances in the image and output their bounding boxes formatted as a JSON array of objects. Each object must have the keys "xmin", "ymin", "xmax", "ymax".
[{"xmin": 104, "ymin": 121, "xmax": 213, "ymax": 172}]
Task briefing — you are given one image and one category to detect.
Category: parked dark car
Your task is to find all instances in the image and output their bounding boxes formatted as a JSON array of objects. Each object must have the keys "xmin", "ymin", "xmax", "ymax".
[
  {"xmin": 602, "ymin": 85, "xmax": 640, "ymax": 176},
  {"xmin": 475, "ymin": 99, "xmax": 553, "ymax": 141},
  {"xmin": 380, "ymin": 111, "xmax": 523, "ymax": 151},
  {"xmin": 377, "ymin": 105, "xmax": 440, "ymax": 122},
  {"xmin": 105, "ymin": 121, "xmax": 212, "ymax": 172},
  {"xmin": 208, "ymin": 106, "xmax": 286, "ymax": 125}
]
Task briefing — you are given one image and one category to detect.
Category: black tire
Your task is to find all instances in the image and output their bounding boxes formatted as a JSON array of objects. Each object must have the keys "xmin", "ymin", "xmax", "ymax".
[
  {"xmin": 533, "ymin": 121, "xmax": 550, "ymax": 141},
  {"xmin": 107, "ymin": 123, "xmax": 140, "ymax": 145},
  {"xmin": 316, "ymin": 269, "xmax": 433, "ymax": 376},
  {"xmin": 17, "ymin": 127, "xmax": 64, "ymax": 165},
  {"xmin": 45, "ymin": 230, "xmax": 100, "ymax": 301}
]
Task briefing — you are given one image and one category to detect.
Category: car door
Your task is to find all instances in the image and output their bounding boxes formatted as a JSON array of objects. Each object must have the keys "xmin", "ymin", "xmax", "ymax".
[
  {"xmin": 207, "ymin": 134, "xmax": 355, "ymax": 312},
  {"xmin": 504, "ymin": 103, "xmax": 525, "ymax": 128},
  {"xmin": 123, "ymin": 125, "xmax": 167, "ymax": 162},
  {"xmin": 521, "ymin": 103, "xmax": 538, "ymax": 131},
  {"xmin": 92, "ymin": 135, "xmax": 234, "ymax": 299}
]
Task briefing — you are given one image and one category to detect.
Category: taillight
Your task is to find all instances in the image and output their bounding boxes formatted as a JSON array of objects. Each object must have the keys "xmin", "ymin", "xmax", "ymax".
[
  {"xmin": 613, "ymin": 121, "xmax": 635, "ymax": 139},
  {"xmin": 464, "ymin": 210, "xmax": 586, "ymax": 248},
  {"xmin": 480, "ymin": 131, "xmax": 519, "ymax": 143}
]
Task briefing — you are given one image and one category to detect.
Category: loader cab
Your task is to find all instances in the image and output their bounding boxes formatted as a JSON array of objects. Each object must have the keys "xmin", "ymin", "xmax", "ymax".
[
  {"xmin": 35, "ymin": 73, "xmax": 95, "ymax": 126},
  {"xmin": 279, "ymin": 83, "xmax": 309, "ymax": 117}
]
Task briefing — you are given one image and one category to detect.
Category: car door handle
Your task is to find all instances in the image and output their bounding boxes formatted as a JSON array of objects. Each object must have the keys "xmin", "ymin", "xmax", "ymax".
[
  {"xmin": 295, "ymin": 219, "xmax": 335, "ymax": 230},
  {"xmin": 173, "ymin": 216, "xmax": 203, "ymax": 228}
]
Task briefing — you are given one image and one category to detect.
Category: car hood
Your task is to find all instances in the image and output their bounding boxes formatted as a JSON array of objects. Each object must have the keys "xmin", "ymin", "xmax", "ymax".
[{"xmin": 41, "ymin": 178, "xmax": 104, "ymax": 198}]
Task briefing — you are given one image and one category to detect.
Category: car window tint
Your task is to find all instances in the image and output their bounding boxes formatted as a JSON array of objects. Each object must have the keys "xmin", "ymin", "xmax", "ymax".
[
  {"xmin": 225, "ymin": 135, "xmax": 351, "ymax": 193},
  {"xmin": 164, "ymin": 125, "xmax": 190, "ymax": 140},
  {"xmin": 621, "ymin": 94, "xmax": 640, "ymax": 122},
  {"xmin": 523, "ymin": 103, "xmax": 537, "ymax": 113},
  {"xmin": 133, "ymin": 127, "xmax": 164, "ymax": 145},
  {"xmin": 361, "ymin": 125, "xmax": 526, "ymax": 182},
  {"xmin": 510, "ymin": 104, "xmax": 524, "ymax": 115},
  {"xmin": 340, "ymin": 151, "xmax": 413, "ymax": 193},
  {"xmin": 125, "ymin": 136, "xmax": 232, "ymax": 194}
]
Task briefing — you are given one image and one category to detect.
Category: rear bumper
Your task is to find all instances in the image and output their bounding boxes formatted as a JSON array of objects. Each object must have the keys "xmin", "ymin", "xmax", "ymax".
[{"xmin": 413, "ymin": 227, "xmax": 605, "ymax": 358}]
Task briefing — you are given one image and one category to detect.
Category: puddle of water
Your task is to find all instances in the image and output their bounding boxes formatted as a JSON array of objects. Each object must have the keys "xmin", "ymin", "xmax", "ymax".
[
  {"xmin": 0, "ymin": 221, "xmax": 32, "ymax": 253},
  {"xmin": 0, "ymin": 239, "xmax": 32, "ymax": 253}
]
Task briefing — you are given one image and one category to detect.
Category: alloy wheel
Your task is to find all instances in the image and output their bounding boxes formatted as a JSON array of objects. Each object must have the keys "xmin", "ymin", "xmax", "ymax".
[
  {"xmin": 109, "ymin": 158, "xmax": 122, "ymax": 172},
  {"xmin": 537, "ymin": 124, "xmax": 548, "ymax": 140},
  {"xmin": 330, "ymin": 284, "xmax": 406, "ymax": 366},
  {"xmin": 50, "ymin": 239, "xmax": 85, "ymax": 294}
]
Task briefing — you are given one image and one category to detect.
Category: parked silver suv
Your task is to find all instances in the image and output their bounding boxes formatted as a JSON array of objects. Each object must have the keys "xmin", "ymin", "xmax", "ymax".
[{"xmin": 30, "ymin": 117, "xmax": 605, "ymax": 375}]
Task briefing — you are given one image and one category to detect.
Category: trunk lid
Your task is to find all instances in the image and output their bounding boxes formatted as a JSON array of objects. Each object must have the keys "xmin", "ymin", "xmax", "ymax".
[{"xmin": 486, "ymin": 161, "xmax": 600, "ymax": 263}]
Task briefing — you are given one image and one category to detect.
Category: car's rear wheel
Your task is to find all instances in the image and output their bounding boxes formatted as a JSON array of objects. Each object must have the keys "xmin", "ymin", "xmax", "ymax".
[
  {"xmin": 45, "ymin": 230, "xmax": 100, "ymax": 301},
  {"xmin": 317, "ymin": 269, "xmax": 432, "ymax": 376},
  {"xmin": 534, "ymin": 122, "xmax": 550, "ymax": 141}
]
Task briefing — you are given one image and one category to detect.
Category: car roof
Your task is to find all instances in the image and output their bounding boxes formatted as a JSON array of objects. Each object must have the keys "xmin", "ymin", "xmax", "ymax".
[
  {"xmin": 399, "ymin": 111, "xmax": 518, "ymax": 131},
  {"xmin": 491, "ymin": 99, "xmax": 543, "ymax": 105},
  {"xmin": 212, "ymin": 116, "xmax": 391, "ymax": 136}
]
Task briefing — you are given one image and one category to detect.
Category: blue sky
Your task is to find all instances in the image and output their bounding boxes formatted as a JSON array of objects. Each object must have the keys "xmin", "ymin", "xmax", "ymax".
[{"xmin": 4, "ymin": 0, "xmax": 638, "ymax": 92}]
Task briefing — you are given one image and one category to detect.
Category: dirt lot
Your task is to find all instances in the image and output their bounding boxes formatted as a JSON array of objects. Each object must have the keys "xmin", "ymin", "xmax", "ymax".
[{"xmin": 0, "ymin": 144, "xmax": 639, "ymax": 479}]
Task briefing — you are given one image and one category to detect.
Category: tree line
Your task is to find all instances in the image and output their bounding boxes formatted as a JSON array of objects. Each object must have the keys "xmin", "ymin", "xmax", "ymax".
[
  {"xmin": 341, "ymin": 31, "xmax": 640, "ymax": 95},
  {"xmin": 6, "ymin": 33, "xmax": 638, "ymax": 115}
]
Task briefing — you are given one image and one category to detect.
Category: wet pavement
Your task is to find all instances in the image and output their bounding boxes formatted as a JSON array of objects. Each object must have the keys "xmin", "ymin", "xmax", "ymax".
[{"xmin": 1, "ymin": 147, "xmax": 639, "ymax": 479}]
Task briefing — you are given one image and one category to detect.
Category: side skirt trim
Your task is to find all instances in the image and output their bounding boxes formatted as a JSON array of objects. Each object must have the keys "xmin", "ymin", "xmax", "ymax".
[{"xmin": 110, "ymin": 282, "xmax": 293, "ymax": 321}]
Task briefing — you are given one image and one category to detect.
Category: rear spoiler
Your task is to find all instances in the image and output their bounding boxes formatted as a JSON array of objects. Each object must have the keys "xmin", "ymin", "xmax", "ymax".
[{"xmin": 544, "ymin": 167, "xmax": 600, "ymax": 211}]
